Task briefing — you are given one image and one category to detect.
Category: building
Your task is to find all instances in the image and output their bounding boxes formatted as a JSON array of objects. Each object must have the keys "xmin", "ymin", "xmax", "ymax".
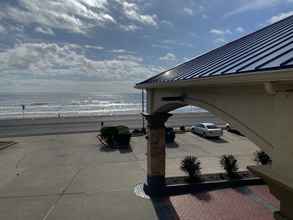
[{"xmin": 136, "ymin": 15, "xmax": 293, "ymax": 220}]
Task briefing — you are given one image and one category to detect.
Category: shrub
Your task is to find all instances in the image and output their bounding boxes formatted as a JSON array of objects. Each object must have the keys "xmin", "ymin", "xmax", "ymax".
[
  {"xmin": 180, "ymin": 156, "xmax": 201, "ymax": 181},
  {"xmin": 255, "ymin": 151, "xmax": 272, "ymax": 165},
  {"xmin": 115, "ymin": 126, "xmax": 131, "ymax": 146},
  {"xmin": 220, "ymin": 154, "xmax": 239, "ymax": 178},
  {"xmin": 100, "ymin": 126, "xmax": 117, "ymax": 146},
  {"xmin": 180, "ymin": 126, "xmax": 186, "ymax": 132},
  {"xmin": 100, "ymin": 126, "xmax": 131, "ymax": 146}
]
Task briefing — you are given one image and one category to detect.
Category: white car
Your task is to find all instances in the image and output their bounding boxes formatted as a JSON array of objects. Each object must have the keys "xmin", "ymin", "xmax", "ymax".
[{"xmin": 191, "ymin": 123, "xmax": 223, "ymax": 138}]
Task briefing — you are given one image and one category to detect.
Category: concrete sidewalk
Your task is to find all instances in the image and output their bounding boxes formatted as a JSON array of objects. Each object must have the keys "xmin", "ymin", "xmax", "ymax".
[{"xmin": 0, "ymin": 131, "xmax": 277, "ymax": 219}]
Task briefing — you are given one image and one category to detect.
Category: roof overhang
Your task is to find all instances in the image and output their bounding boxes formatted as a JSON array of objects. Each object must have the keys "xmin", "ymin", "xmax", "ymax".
[{"xmin": 135, "ymin": 68, "xmax": 293, "ymax": 90}]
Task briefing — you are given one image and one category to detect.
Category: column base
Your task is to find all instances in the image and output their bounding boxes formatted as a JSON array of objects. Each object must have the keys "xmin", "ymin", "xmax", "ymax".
[
  {"xmin": 274, "ymin": 211, "xmax": 292, "ymax": 220},
  {"xmin": 248, "ymin": 165, "xmax": 293, "ymax": 220},
  {"xmin": 143, "ymin": 175, "xmax": 166, "ymax": 196}
]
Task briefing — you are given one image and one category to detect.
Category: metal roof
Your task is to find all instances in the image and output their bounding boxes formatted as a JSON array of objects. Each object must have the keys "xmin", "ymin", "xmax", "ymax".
[{"xmin": 137, "ymin": 15, "xmax": 293, "ymax": 88}]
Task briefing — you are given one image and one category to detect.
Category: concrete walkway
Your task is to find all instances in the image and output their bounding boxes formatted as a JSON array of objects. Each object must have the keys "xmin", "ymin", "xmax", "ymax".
[{"xmin": 0, "ymin": 131, "xmax": 277, "ymax": 219}]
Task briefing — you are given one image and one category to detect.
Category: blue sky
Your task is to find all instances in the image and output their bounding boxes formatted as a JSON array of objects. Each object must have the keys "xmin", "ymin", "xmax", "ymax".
[{"xmin": 0, "ymin": 0, "xmax": 292, "ymax": 93}]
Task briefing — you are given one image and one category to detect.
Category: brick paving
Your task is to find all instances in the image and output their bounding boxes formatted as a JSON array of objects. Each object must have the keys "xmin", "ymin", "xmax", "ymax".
[{"xmin": 169, "ymin": 185, "xmax": 279, "ymax": 220}]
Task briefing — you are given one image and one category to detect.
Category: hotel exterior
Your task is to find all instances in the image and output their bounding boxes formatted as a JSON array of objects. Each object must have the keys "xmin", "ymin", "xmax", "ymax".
[{"xmin": 136, "ymin": 15, "xmax": 293, "ymax": 220}]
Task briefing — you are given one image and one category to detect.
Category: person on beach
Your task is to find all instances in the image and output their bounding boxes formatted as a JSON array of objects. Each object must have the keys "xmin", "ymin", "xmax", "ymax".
[{"xmin": 21, "ymin": 104, "xmax": 25, "ymax": 118}]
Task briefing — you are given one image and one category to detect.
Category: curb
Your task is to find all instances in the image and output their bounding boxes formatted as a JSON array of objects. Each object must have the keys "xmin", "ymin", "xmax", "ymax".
[{"xmin": 164, "ymin": 177, "xmax": 265, "ymax": 196}]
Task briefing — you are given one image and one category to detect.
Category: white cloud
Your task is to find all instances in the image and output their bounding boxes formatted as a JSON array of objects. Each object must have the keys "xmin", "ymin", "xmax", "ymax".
[
  {"xmin": 215, "ymin": 38, "xmax": 227, "ymax": 45},
  {"xmin": 161, "ymin": 39, "xmax": 193, "ymax": 48},
  {"xmin": 116, "ymin": 54, "xmax": 143, "ymax": 62},
  {"xmin": 161, "ymin": 20, "xmax": 174, "ymax": 28},
  {"xmin": 0, "ymin": 42, "xmax": 160, "ymax": 81},
  {"xmin": 183, "ymin": 7, "xmax": 193, "ymax": 16},
  {"xmin": 236, "ymin": 26, "xmax": 245, "ymax": 33},
  {"xmin": 210, "ymin": 27, "xmax": 245, "ymax": 45},
  {"xmin": 159, "ymin": 53, "xmax": 177, "ymax": 61},
  {"xmin": 153, "ymin": 39, "xmax": 194, "ymax": 50},
  {"xmin": 120, "ymin": 24, "xmax": 140, "ymax": 32},
  {"xmin": 226, "ymin": 0, "xmax": 280, "ymax": 16},
  {"xmin": 121, "ymin": 1, "xmax": 157, "ymax": 27},
  {"xmin": 84, "ymin": 45, "xmax": 104, "ymax": 50},
  {"xmin": 268, "ymin": 11, "xmax": 293, "ymax": 23},
  {"xmin": 110, "ymin": 49, "xmax": 135, "ymax": 54},
  {"xmin": 210, "ymin": 29, "xmax": 231, "ymax": 35},
  {"xmin": 34, "ymin": 27, "xmax": 55, "ymax": 35},
  {"xmin": 210, "ymin": 29, "xmax": 225, "ymax": 35},
  {"xmin": 0, "ymin": 0, "xmax": 158, "ymax": 34}
]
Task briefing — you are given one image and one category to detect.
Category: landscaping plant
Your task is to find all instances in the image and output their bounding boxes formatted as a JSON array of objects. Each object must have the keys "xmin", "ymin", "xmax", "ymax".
[
  {"xmin": 220, "ymin": 154, "xmax": 239, "ymax": 178},
  {"xmin": 254, "ymin": 151, "xmax": 272, "ymax": 165},
  {"xmin": 180, "ymin": 156, "xmax": 201, "ymax": 181},
  {"xmin": 100, "ymin": 126, "xmax": 131, "ymax": 147}
]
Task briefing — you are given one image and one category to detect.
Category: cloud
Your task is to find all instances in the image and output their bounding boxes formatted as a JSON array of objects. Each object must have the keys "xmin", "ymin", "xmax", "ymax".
[
  {"xmin": 159, "ymin": 53, "xmax": 177, "ymax": 61},
  {"xmin": 214, "ymin": 38, "xmax": 227, "ymax": 45},
  {"xmin": 268, "ymin": 11, "xmax": 293, "ymax": 23},
  {"xmin": 120, "ymin": 1, "xmax": 157, "ymax": 27},
  {"xmin": 210, "ymin": 29, "xmax": 232, "ymax": 35},
  {"xmin": 34, "ymin": 27, "xmax": 55, "ymax": 35},
  {"xmin": 84, "ymin": 45, "xmax": 104, "ymax": 50},
  {"xmin": 110, "ymin": 49, "xmax": 135, "ymax": 54},
  {"xmin": 210, "ymin": 27, "xmax": 245, "ymax": 45},
  {"xmin": 0, "ymin": 0, "xmax": 158, "ymax": 34},
  {"xmin": 183, "ymin": 7, "xmax": 193, "ymax": 16},
  {"xmin": 226, "ymin": 0, "xmax": 280, "ymax": 16},
  {"xmin": 0, "ymin": 42, "xmax": 160, "ymax": 81},
  {"xmin": 160, "ymin": 20, "xmax": 174, "ymax": 28},
  {"xmin": 161, "ymin": 39, "xmax": 193, "ymax": 48},
  {"xmin": 120, "ymin": 24, "xmax": 140, "ymax": 31},
  {"xmin": 236, "ymin": 26, "xmax": 245, "ymax": 33}
]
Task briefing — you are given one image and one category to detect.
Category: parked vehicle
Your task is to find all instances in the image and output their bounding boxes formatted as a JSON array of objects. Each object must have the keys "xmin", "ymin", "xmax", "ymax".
[
  {"xmin": 191, "ymin": 123, "xmax": 223, "ymax": 138},
  {"xmin": 165, "ymin": 127, "xmax": 176, "ymax": 143}
]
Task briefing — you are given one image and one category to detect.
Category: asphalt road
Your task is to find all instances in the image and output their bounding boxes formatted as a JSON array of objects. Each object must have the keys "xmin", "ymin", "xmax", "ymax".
[{"xmin": 0, "ymin": 112, "xmax": 224, "ymax": 138}]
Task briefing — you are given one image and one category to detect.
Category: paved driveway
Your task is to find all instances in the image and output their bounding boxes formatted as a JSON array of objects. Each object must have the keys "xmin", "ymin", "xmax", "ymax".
[{"xmin": 0, "ymin": 131, "xmax": 277, "ymax": 220}]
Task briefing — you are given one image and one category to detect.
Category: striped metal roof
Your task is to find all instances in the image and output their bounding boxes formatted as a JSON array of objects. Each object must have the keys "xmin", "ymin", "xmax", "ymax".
[{"xmin": 137, "ymin": 15, "xmax": 293, "ymax": 87}]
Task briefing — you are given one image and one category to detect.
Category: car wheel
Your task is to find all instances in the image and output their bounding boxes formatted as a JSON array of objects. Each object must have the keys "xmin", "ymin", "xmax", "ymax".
[{"xmin": 203, "ymin": 132, "xmax": 207, "ymax": 137}]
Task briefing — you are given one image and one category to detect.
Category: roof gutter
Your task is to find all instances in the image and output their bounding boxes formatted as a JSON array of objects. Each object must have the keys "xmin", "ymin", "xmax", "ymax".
[{"xmin": 134, "ymin": 68, "xmax": 293, "ymax": 90}]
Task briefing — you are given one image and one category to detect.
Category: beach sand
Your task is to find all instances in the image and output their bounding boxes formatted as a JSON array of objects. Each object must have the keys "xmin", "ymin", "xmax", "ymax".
[{"xmin": 0, "ymin": 112, "xmax": 224, "ymax": 138}]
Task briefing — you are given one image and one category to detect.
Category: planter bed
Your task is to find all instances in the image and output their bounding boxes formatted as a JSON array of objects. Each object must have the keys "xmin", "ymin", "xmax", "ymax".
[{"xmin": 163, "ymin": 171, "xmax": 264, "ymax": 196}]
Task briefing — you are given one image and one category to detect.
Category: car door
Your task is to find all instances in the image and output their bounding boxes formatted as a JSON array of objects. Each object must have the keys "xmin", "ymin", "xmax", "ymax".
[{"xmin": 198, "ymin": 124, "xmax": 205, "ymax": 135}]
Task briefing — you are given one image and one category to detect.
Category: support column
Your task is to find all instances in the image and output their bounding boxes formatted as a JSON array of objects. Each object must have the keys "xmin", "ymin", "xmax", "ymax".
[
  {"xmin": 143, "ymin": 112, "xmax": 172, "ymax": 196},
  {"xmin": 248, "ymin": 165, "xmax": 293, "ymax": 220}
]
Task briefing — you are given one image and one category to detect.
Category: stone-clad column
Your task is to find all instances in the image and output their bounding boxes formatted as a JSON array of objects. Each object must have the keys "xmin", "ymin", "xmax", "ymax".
[{"xmin": 142, "ymin": 112, "xmax": 172, "ymax": 195}]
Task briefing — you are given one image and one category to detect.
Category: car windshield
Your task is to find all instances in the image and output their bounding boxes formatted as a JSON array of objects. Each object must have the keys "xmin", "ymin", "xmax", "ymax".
[{"xmin": 207, "ymin": 125, "xmax": 218, "ymax": 129}]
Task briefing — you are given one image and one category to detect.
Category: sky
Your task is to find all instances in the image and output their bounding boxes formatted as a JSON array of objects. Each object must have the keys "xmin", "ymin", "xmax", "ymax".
[{"xmin": 0, "ymin": 0, "xmax": 293, "ymax": 94}]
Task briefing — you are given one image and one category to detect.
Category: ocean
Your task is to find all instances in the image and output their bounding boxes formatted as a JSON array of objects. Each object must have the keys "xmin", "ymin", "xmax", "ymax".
[{"xmin": 0, "ymin": 92, "xmax": 204, "ymax": 119}]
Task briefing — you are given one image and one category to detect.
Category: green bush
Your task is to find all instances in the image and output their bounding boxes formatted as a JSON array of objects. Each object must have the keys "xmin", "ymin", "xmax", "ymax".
[
  {"xmin": 100, "ymin": 126, "xmax": 131, "ymax": 146},
  {"xmin": 115, "ymin": 126, "xmax": 131, "ymax": 146},
  {"xmin": 220, "ymin": 154, "xmax": 239, "ymax": 178},
  {"xmin": 254, "ymin": 151, "xmax": 272, "ymax": 165},
  {"xmin": 100, "ymin": 126, "xmax": 117, "ymax": 146},
  {"xmin": 180, "ymin": 156, "xmax": 201, "ymax": 181}
]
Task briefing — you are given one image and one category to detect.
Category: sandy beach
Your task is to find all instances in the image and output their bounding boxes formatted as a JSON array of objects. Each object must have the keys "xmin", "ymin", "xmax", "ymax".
[{"xmin": 0, "ymin": 112, "xmax": 224, "ymax": 138}]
